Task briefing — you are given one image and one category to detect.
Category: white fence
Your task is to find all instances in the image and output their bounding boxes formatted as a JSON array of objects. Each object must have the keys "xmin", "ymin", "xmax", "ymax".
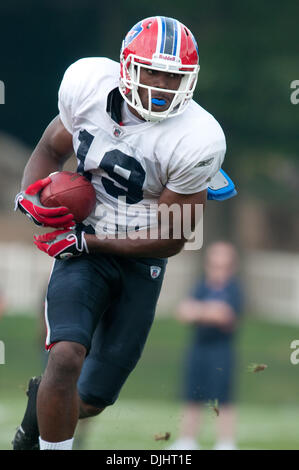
[
  {"xmin": 0, "ymin": 243, "xmax": 200, "ymax": 316},
  {"xmin": 0, "ymin": 243, "xmax": 298, "ymax": 324},
  {"xmin": 0, "ymin": 243, "xmax": 53, "ymax": 315},
  {"xmin": 243, "ymin": 251, "xmax": 299, "ymax": 324}
]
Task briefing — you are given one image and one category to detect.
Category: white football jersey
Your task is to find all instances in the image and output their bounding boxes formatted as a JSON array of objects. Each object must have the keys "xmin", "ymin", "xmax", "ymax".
[{"xmin": 58, "ymin": 57, "xmax": 226, "ymax": 235}]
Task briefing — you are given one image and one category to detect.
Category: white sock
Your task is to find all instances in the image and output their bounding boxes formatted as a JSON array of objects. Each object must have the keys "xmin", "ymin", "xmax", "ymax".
[
  {"xmin": 214, "ymin": 439, "xmax": 237, "ymax": 450},
  {"xmin": 166, "ymin": 437, "xmax": 200, "ymax": 450},
  {"xmin": 39, "ymin": 436, "xmax": 74, "ymax": 450}
]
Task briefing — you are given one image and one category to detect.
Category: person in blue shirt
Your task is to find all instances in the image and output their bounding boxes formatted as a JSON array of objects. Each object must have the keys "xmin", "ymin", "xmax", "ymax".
[{"xmin": 168, "ymin": 241, "xmax": 243, "ymax": 450}]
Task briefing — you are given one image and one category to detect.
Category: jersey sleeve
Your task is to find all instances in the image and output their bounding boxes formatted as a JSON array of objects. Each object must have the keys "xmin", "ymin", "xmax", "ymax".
[
  {"xmin": 166, "ymin": 120, "xmax": 226, "ymax": 195},
  {"xmin": 57, "ymin": 57, "xmax": 114, "ymax": 134}
]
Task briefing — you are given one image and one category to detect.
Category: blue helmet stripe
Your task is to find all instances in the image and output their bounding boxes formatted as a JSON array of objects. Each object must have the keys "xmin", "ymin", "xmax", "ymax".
[
  {"xmin": 173, "ymin": 20, "xmax": 178, "ymax": 56},
  {"xmin": 163, "ymin": 17, "xmax": 176, "ymax": 55},
  {"xmin": 158, "ymin": 17, "xmax": 181, "ymax": 57},
  {"xmin": 160, "ymin": 17, "xmax": 166, "ymax": 53}
]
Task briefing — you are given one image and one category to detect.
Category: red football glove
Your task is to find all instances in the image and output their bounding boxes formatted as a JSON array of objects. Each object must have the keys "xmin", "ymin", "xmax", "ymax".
[
  {"xmin": 34, "ymin": 228, "xmax": 89, "ymax": 260},
  {"xmin": 15, "ymin": 175, "xmax": 75, "ymax": 228}
]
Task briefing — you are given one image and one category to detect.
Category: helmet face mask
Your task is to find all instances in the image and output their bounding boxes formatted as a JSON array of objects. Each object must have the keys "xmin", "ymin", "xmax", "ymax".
[{"xmin": 119, "ymin": 16, "xmax": 200, "ymax": 123}]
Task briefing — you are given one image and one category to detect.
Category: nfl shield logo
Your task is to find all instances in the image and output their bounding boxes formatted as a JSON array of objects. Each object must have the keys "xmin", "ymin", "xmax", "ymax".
[
  {"xmin": 150, "ymin": 266, "xmax": 161, "ymax": 279},
  {"xmin": 113, "ymin": 126, "xmax": 122, "ymax": 137}
]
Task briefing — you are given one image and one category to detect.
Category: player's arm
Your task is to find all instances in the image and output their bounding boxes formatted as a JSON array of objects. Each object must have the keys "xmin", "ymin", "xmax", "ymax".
[
  {"xmin": 85, "ymin": 187, "xmax": 206, "ymax": 258},
  {"xmin": 20, "ymin": 116, "xmax": 73, "ymax": 189},
  {"xmin": 15, "ymin": 116, "xmax": 75, "ymax": 228},
  {"xmin": 176, "ymin": 299, "xmax": 236, "ymax": 329}
]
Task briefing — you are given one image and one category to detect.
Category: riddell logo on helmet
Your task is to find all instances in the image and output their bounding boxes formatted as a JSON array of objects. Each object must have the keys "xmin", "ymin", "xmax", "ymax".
[{"xmin": 158, "ymin": 54, "xmax": 176, "ymax": 61}]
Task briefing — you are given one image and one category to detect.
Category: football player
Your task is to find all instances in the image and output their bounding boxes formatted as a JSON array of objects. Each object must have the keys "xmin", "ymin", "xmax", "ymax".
[{"xmin": 13, "ymin": 16, "xmax": 230, "ymax": 450}]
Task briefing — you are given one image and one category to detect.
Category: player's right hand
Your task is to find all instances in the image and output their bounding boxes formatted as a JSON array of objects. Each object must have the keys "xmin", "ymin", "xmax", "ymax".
[{"xmin": 14, "ymin": 176, "xmax": 75, "ymax": 228}]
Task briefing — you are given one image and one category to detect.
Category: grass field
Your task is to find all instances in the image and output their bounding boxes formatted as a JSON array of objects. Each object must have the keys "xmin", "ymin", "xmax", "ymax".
[{"xmin": 1, "ymin": 313, "xmax": 299, "ymax": 450}]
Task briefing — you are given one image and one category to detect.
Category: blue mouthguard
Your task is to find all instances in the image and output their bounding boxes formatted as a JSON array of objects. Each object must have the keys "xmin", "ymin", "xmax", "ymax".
[{"xmin": 152, "ymin": 98, "xmax": 166, "ymax": 106}]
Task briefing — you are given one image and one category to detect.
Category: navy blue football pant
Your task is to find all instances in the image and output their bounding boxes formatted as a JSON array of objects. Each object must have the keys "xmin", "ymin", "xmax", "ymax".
[{"xmin": 45, "ymin": 253, "xmax": 167, "ymax": 408}]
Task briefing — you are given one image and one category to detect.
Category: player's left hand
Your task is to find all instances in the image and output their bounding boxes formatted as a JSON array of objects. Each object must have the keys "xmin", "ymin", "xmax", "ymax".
[{"xmin": 33, "ymin": 228, "xmax": 89, "ymax": 259}]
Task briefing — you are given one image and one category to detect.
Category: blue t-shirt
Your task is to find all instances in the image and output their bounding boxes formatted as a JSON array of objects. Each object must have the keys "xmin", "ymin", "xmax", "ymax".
[{"xmin": 189, "ymin": 277, "xmax": 243, "ymax": 344}]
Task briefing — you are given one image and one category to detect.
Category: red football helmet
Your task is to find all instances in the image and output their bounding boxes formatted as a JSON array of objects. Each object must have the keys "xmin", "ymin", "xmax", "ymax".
[{"xmin": 119, "ymin": 16, "xmax": 200, "ymax": 122}]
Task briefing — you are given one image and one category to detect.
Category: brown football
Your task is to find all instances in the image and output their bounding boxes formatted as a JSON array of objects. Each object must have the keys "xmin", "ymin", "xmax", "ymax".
[{"xmin": 40, "ymin": 171, "xmax": 96, "ymax": 223}]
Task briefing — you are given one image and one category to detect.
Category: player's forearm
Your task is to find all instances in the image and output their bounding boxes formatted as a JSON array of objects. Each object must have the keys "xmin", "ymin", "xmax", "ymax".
[
  {"xmin": 85, "ymin": 232, "xmax": 185, "ymax": 258},
  {"xmin": 21, "ymin": 143, "xmax": 65, "ymax": 190}
]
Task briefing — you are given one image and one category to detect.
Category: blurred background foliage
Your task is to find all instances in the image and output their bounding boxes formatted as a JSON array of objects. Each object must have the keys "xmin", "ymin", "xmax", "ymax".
[{"xmin": 1, "ymin": 1, "xmax": 298, "ymax": 171}]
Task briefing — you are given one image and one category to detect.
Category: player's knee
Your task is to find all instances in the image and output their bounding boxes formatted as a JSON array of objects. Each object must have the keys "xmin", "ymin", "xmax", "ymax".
[
  {"xmin": 79, "ymin": 400, "xmax": 105, "ymax": 419},
  {"xmin": 48, "ymin": 341, "xmax": 86, "ymax": 381}
]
